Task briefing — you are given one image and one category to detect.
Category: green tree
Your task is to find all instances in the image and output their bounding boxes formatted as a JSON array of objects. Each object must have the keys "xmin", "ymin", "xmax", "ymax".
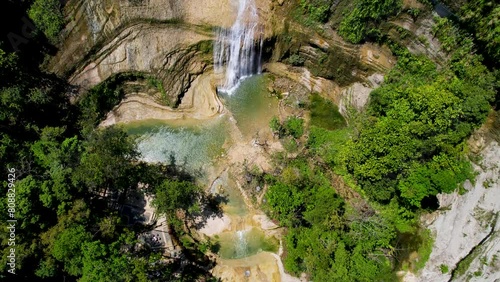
[
  {"xmin": 339, "ymin": 0, "xmax": 402, "ymax": 43},
  {"xmin": 330, "ymin": 242, "xmax": 350, "ymax": 281},
  {"xmin": 300, "ymin": 0, "xmax": 334, "ymax": 23},
  {"xmin": 52, "ymin": 225, "xmax": 92, "ymax": 276},
  {"xmin": 342, "ymin": 53, "xmax": 493, "ymax": 204},
  {"xmin": 152, "ymin": 179, "xmax": 202, "ymax": 220},
  {"xmin": 269, "ymin": 116, "xmax": 284, "ymax": 137},
  {"xmin": 266, "ymin": 182, "xmax": 304, "ymax": 226},
  {"xmin": 28, "ymin": 0, "xmax": 65, "ymax": 43},
  {"xmin": 73, "ymin": 126, "xmax": 139, "ymax": 196},
  {"xmin": 459, "ymin": 0, "xmax": 500, "ymax": 65},
  {"xmin": 80, "ymin": 235, "xmax": 141, "ymax": 282},
  {"xmin": 284, "ymin": 116, "xmax": 304, "ymax": 138}
]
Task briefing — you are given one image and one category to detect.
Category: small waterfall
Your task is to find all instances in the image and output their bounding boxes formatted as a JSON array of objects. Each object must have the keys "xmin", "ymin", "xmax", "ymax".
[
  {"xmin": 214, "ymin": 0, "xmax": 263, "ymax": 94},
  {"xmin": 235, "ymin": 230, "xmax": 249, "ymax": 258}
]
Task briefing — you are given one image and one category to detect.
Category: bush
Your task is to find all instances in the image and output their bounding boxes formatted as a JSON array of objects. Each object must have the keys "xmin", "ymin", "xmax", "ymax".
[
  {"xmin": 287, "ymin": 54, "xmax": 305, "ymax": 66},
  {"xmin": 407, "ymin": 8, "xmax": 421, "ymax": 20},
  {"xmin": 269, "ymin": 116, "xmax": 284, "ymax": 137},
  {"xmin": 28, "ymin": 0, "xmax": 65, "ymax": 44},
  {"xmin": 300, "ymin": 0, "xmax": 334, "ymax": 23},
  {"xmin": 338, "ymin": 8, "xmax": 366, "ymax": 44},
  {"xmin": 440, "ymin": 264, "xmax": 449, "ymax": 274},
  {"xmin": 338, "ymin": 0, "xmax": 402, "ymax": 43},
  {"xmin": 284, "ymin": 116, "xmax": 304, "ymax": 138},
  {"xmin": 270, "ymin": 116, "xmax": 304, "ymax": 139}
]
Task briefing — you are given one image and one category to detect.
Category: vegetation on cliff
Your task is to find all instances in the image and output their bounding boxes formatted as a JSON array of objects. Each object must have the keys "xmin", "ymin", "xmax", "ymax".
[
  {"xmin": 442, "ymin": 0, "xmax": 500, "ymax": 67},
  {"xmin": 263, "ymin": 0, "xmax": 498, "ymax": 280},
  {"xmin": 0, "ymin": 4, "xmax": 219, "ymax": 281},
  {"xmin": 27, "ymin": 0, "xmax": 65, "ymax": 44},
  {"xmin": 1, "ymin": 0, "xmax": 499, "ymax": 280}
]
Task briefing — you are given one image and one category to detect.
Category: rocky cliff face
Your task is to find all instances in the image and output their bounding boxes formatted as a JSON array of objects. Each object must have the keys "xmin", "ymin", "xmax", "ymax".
[
  {"xmin": 51, "ymin": 0, "xmax": 274, "ymax": 106},
  {"xmin": 68, "ymin": 23, "xmax": 212, "ymax": 105},
  {"xmin": 52, "ymin": 0, "xmax": 392, "ymax": 109},
  {"xmin": 53, "ymin": 0, "xmax": 237, "ymax": 76},
  {"xmin": 405, "ymin": 129, "xmax": 500, "ymax": 282}
]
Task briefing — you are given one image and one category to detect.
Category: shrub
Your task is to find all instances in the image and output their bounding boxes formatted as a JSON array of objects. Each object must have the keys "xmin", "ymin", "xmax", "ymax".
[
  {"xmin": 338, "ymin": 0, "xmax": 402, "ymax": 43},
  {"xmin": 287, "ymin": 54, "xmax": 305, "ymax": 66},
  {"xmin": 284, "ymin": 116, "xmax": 304, "ymax": 138},
  {"xmin": 300, "ymin": 0, "xmax": 334, "ymax": 23},
  {"xmin": 28, "ymin": 0, "xmax": 65, "ymax": 44},
  {"xmin": 440, "ymin": 264, "xmax": 449, "ymax": 274},
  {"xmin": 270, "ymin": 116, "xmax": 305, "ymax": 139},
  {"xmin": 269, "ymin": 116, "xmax": 284, "ymax": 137}
]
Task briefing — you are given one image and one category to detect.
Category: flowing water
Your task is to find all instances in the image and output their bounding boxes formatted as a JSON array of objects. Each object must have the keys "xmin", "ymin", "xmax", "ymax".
[
  {"xmin": 214, "ymin": 0, "xmax": 263, "ymax": 94},
  {"xmin": 220, "ymin": 74, "xmax": 279, "ymax": 139},
  {"xmin": 127, "ymin": 0, "xmax": 280, "ymax": 271},
  {"xmin": 127, "ymin": 115, "xmax": 279, "ymax": 260},
  {"xmin": 218, "ymin": 228, "xmax": 278, "ymax": 259}
]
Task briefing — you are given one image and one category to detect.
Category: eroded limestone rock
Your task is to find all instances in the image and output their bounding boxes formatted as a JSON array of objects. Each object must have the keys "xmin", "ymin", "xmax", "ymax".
[{"xmin": 405, "ymin": 141, "xmax": 500, "ymax": 282}]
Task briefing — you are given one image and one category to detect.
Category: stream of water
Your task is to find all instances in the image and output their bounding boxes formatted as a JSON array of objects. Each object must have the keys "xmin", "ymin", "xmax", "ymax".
[
  {"xmin": 125, "ymin": 76, "xmax": 279, "ymax": 259},
  {"xmin": 218, "ymin": 228, "xmax": 278, "ymax": 259},
  {"xmin": 213, "ymin": 0, "xmax": 263, "ymax": 94},
  {"xmin": 127, "ymin": 0, "xmax": 279, "ymax": 268}
]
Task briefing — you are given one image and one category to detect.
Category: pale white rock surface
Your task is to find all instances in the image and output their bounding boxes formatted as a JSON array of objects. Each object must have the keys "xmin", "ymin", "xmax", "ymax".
[
  {"xmin": 253, "ymin": 214, "xmax": 279, "ymax": 230},
  {"xmin": 197, "ymin": 214, "xmax": 232, "ymax": 236},
  {"xmin": 338, "ymin": 73, "xmax": 384, "ymax": 115},
  {"xmin": 53, "ymin": 0, "xmax": 274, "ymax": 77},
  {"xmin": 69, "ymin": 24, "xmax": 210, "ymax": 87},
  {"xmin": 406, "ymin": 141, "xmax": 500, "ymax": 282}
]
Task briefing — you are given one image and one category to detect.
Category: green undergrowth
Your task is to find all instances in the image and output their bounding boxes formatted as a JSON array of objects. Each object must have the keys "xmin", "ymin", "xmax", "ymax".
[
  {"xmin": 414, "ymin": 229, "xmax": 434, "ymax": 271},
  {"xmin": 309, "ymin": 93, "xmax": 346, "ymax": 130},
  {"xmin": 28, "ymin": 0, "xmax": 65, "ymax": 44},
  {"xmin": 146, "ymin": 76, "xmax": 170, "ymax": 106},
  {"xmin": 78, "ymin": 72, "xmax": 146, "ymax": 134}
]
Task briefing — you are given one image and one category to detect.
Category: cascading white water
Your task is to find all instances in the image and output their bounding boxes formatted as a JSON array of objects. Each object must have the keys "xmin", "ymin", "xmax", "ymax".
[
  {"xmin": 235, "ymin": 230, "xmax": 249, "ymax": 258},
  {"xmin": 214, "ymin": 0, "xmax": 263, "ymax": 94}
]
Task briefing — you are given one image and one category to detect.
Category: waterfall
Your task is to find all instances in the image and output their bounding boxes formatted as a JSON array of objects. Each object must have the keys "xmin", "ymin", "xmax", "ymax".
[
  {"xmin": 235, "ymin": 230, "xmax": 249, "ymax": 258},
  {"xmin": 214, "ymin": 0, "xmax": 263, "ymax": 94}
]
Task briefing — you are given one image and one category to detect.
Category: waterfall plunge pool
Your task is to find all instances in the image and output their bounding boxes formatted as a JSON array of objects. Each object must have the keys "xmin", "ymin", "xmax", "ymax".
[
  {"xmin": 217, "ymin": 228, "xmax": 279, "ymax": 259},
  {"xmin": 124, "ymin": 76, "xmax": 280, "ymax": 261},
  {"xmin": 220, "ymin": 74, "xmax": 279, "ymax": 139},
  {"xmin": 124, "ymin": 117, "xmax": 228, "ymax": 176}
]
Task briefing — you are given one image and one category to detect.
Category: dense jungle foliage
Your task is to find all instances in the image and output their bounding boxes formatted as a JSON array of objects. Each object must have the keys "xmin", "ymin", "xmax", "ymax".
[
  {"xmin": 1, "ymin": 0, "xmax": 498, "ymax": 281},
  {"xmin": 0, "ymin": 2, "xmax": 220, "ymax": 281},
  {"xmin": 265, "ymin": 0, "xmax": 498, "ymax": 280}
]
